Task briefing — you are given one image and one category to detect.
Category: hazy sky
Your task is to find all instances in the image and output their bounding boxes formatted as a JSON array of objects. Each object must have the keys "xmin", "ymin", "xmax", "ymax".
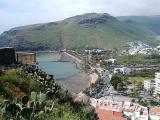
[{"xmin": 0, "ymin": 0, "xmax": 160, "ymax": 33}]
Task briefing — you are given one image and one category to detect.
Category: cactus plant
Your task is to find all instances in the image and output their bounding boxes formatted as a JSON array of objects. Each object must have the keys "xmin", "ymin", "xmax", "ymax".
[
  {"xmin": 31, "ymin": 91, "xmax": 37, "ymax": 101},
  {"xmin": 39, "ymin": 92, "xmax": 46, "ymax": 103}
]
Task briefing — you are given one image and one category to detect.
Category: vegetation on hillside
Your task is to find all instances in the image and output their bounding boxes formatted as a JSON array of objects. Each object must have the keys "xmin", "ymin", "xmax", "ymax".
[
  {"xmin": 118, "ymin": 15, "xmax": 160, "ymax": 34},
  {"xmin": 0, "ymin": 66, "xmax": 95, "ymax": 120},
  {"xmin": 0, "ymin": 13, "xmax": 158, "ymax": 51},
  {"xmin": 111, "ymin": 69, "xmax": 160, "ymax": 88},
  {"xmin": 115, "ymin": 54, "xmax": 160, "ymax": 65}
]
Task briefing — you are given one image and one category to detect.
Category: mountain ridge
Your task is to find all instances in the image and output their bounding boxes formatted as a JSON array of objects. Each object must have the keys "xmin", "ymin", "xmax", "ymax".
[
  {"xmin": 0, "ymin": 13, "xmax": 159, "ymax": 51},
  {"xmin": 117, "ymin": 15, "xmax": 160, "ymax": 34}
]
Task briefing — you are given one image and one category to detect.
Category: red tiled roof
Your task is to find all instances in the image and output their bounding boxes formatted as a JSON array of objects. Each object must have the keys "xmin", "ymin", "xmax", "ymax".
[
  {"xmin": 96, "ymin": 107, "xmax": 127, "ymax": 120},
  {"xmin": 123, "ymin": 108, "xmax": 134, "ymax": 113},
  {"xmin": 150, "ymin": 108, "xmax": 160, "ymax": 114}
]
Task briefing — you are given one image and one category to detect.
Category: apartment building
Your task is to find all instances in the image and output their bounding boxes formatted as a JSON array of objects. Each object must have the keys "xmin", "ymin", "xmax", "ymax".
[{"xmin": 154, "ymin": 73, "xmax": 160, "ymax": 96}]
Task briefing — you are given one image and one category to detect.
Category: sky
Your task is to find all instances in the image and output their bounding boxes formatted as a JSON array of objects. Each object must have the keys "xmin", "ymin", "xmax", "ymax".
[{"xmin": 0, "ymin": 0, "xmax": 160, "ymax": 33}]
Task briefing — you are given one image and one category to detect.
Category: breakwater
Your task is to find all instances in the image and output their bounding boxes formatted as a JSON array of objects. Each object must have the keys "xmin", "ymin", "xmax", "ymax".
[{"xmin": 59, "ymin": 52, "xmax": 83, "ymax": 69}]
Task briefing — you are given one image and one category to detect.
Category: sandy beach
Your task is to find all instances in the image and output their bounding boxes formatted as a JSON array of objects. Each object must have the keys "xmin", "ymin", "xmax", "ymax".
[
  {"xmin": 38, "ymin": 51, "xmax": 91, "ymax": 96},
  {"xmin": 57, "ymin": 72, "xmax": 90, "ymax": 96},
  {"xmin": 89, "ymin": 73, "xmax": 99, "ymax": 84},
  {"xmin": 57, "ymin": 72, "xmax": 99, "ymax": 96}
]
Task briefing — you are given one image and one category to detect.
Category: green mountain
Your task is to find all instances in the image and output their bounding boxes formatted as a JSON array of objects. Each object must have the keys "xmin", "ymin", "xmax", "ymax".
[
  {"xmin": 117, "ymin": 15, "xmax": 160, "ymax": 34},
  {"xmin": 0, "ymin": 13, "xmax": 158, "ymax": 51}
]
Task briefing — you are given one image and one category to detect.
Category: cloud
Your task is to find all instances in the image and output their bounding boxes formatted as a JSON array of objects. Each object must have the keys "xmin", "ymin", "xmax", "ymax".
[
  {"xmin": 0, "ymin": 0, "xmax": 160, "ymax": 33},
  {"xmin": 89, "ymin": 0, "xmax": 160, "ymax": 16}
]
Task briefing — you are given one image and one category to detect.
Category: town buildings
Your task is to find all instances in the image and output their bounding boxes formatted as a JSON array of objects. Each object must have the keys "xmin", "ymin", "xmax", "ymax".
[
  {"xmin": 144, "ymin": 80, "xmax": 155, "ymax": 91},
  {"xmin": 16, "ymin": 52, "xmax": 36, "ymax": 64},
  {"xmin": 144, "ymin": 73, "xmax": 160, "ymax": 97},
  {"xmin": 154, "ymin": 73, "xmax": 160, "ymax": 96},
  {"xmin": 114, "ymin": 67, "xmax": 131, "ymax": 75},
  {"xmin": 91, "ymin": 98, "xmax": 160, "ymax": 120},
  {"xmin": 90, "ymin": 98, "xmax": 127, "ymax": 120},
  {"xmin": 0, "ymin": 47, "xmax": 16, "ymax": 65},
  {"xmin": 144, "ymin": 81, "xmax": 151, "ymax": 91}
]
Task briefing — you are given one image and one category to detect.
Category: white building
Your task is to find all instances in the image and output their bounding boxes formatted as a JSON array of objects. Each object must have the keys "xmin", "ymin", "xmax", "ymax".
[
  {"xmin": 154, "ymin": 73, "xmax": 160, "ymax": 96},
  {"xmin": 114, "ymin": 67, "xmax": 131, "ymax": 75},
  {"xmin": 144, "ymin": 80, "xmax": 155, "ymax": 91},
  {"xmin": 108, "ymin": 58, "xmax": 116, "ymax": 64},
  {"xmin": 144, "ymin": 81, "xmax": 151, "ymax": 91},
  {"xmin": 156, "ymin": 45, "xmax": 160, "ymax": 51}
]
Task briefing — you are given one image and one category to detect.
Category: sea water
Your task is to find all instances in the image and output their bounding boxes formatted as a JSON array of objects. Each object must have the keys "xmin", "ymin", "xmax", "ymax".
[{"xmin": 37, "ymin": 52, "xmax": 80, "ymax": 79}]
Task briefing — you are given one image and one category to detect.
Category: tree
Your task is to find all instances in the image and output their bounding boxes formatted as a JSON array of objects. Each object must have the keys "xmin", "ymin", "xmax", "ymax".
[
  {"xmin": 139, "ymin": 100, "xmax": 148, "ymax": 107},
  {"xmin": 132, "ymin": 89, "xmax": 139, "ymax": 98},
  {"xmin": 117, "ymin": 83, "xmax": 124, "ymax": 91},
  {"xmin": 110, "ymin": 74, "xmax": 124, "ymax": 90}
]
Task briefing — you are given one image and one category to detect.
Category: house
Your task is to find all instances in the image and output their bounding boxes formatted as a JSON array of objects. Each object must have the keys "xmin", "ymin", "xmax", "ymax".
[
  {"xmin": 144, "ymin": 81, "xmax": 151, "ymax": 91},
  {"xmin": 90, "ymin": 98, "xmax": 127, "ymax": 120},
  {"xmin": 150, "ymin": 108, "xmax": 160, "ymax": 120},
  {"xmin": 16, "ymin": 52, "xmax": 36, "ymax": 64},
  {"xmin": 95, "ymin": 107, "xmax": 127, "ymax": 120},
  {"xmin": 156, "ymin": 45, "xmax": 160, "ymax": 51},
  {"xmin": 108, "ymin": 58, "xmax": 116, "ymax": 64},
  {"xmin": 0, "ymin": 47, "xmax": 16, "ymax": 65}
]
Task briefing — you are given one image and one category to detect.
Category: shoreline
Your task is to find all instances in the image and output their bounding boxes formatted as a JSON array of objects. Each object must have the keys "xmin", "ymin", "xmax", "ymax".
[
  {"xmin": 57, "ymin": 52, "xmax": 89, "ymax": 96},
  {"xmin": 37, "ymin": 51, "xmax": 91, "ymax": 96},
  {"xmin": 57, "ymin": 72, "xmax": 90, "ymax": 96}
]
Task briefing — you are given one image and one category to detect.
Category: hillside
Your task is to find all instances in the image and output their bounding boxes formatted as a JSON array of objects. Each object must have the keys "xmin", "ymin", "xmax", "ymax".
[
  {"xmin": 0, "ymin": 13, "xmax": 158, "ymax": 51},
  {"xmin": 0, "ymin": 67, "xmax": 94, "ymax": 120},
  {"xmin": 117, "ymin": 15, "xmax": 160, "ymax": 34}
]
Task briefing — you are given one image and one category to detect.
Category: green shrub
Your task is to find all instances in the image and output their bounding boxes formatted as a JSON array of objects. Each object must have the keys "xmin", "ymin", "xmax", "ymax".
[
  {"xmin": 19, "ymin": 81, "xmax": 30, "ymax": 93},
  {"xmin": 110, "ymin": 74, "xmax": 125, "ymax": 90}
]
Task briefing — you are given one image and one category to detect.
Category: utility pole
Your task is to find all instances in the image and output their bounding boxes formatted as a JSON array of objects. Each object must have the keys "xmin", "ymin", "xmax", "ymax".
[{"xmin": 147, "ymin": 106, "xmax": 150, "ymax": 120}]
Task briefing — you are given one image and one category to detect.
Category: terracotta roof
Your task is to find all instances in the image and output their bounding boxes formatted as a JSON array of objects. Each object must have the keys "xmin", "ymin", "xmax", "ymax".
[
  {"xmin": 96, "ymin": 107, "xmax": 127, "ymax": 120},
  {"xmin": 123, "ymin": 108, "xmax": 134, "ymax": 113},
  {"xmin": 150, "ymin": 108, "xmax": 160, "ymax": 114}
]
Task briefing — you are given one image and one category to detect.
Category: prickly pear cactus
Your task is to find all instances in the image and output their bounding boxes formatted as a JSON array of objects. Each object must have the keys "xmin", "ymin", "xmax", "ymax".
[
  {"xmin": 39, "ymin": 93, "xmax": 46, "ymax": 103},
  {"xmin": 31, "ymin": 91, "xmax": 37, "ymax": 101}
]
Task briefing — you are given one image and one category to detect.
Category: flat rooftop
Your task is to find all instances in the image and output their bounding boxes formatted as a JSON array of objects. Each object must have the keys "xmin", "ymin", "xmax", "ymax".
[
  {"xmin": 16, "ymin": 52, "xmax": 36, "ymax": 55},
  {"xmin": 0, "ymin": 47, "xmax": 14, "ymax": 50}
]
